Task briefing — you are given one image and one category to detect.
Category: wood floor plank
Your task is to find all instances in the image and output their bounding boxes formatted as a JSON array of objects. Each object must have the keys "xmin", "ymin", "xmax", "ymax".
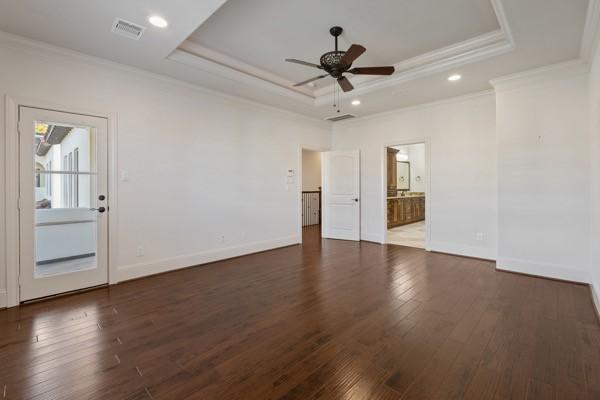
[{"xmin": 0, "ymin": 226, "xmax": 598, "ymax": 399}]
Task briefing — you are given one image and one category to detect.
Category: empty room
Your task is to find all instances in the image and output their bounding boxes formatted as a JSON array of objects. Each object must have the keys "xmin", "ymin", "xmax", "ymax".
[{"xmin": 1, "ymin": 0, "xmax": 600, "ymax": 399}]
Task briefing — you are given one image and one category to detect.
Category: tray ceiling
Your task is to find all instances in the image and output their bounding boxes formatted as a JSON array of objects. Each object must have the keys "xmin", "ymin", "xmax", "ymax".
[{"xmin": 186, "ymin": 0, "xmax": 501, "ymax": 85}]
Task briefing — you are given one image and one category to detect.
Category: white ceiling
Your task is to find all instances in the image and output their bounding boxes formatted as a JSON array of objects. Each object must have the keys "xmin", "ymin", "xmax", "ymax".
[{"xmin": 0, "ymin": 0, "xmax": 592, "ymax": 120}]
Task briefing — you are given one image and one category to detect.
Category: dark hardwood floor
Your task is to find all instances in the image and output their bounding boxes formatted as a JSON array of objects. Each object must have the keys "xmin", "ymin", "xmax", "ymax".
[{"xmin": 1, "ymin": 225, "xmax": 599, "ymax": 399}]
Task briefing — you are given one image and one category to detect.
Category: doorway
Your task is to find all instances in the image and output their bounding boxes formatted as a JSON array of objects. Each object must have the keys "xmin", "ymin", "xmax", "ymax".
[
  {"xmin": 301, "ymin": 149, "xmax": 322, "ymax": 238},
  {"xmin": 18, "ymin": 107, "xmax": 109, "ymax": 301},
  {"xmin": 385, "ymin": 143, "xmax": 427, "ymax": 248},
  {"xmin": 299, "ymin": 148, "xmax": 361, "ymax": 243}
]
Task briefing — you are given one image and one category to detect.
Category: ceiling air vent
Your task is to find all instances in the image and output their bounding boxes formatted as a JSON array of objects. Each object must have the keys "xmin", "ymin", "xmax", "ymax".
[
  {"xmin": 111, "ymin": 18, "xmax": 145, "ymax": 40},
  {"xmin": 326, "ymin": 114, "xmax": 356, "ymax": 122}
]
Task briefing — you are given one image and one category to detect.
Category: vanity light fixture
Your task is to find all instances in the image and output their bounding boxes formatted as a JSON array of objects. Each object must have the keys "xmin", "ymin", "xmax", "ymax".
[
  {"xmin": 448, "ymin": 74, "xmax": 462, "ymax": 82},
  {"xmin": 148, "ymin": 15, "xmax": 168, "ymax": 28},
  {"xmin": 396, "ymin": 153, "xmax": 409, "ymax": 161}
]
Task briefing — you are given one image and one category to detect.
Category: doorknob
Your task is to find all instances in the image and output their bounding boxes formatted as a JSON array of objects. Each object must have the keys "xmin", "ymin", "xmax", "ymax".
[{"xmin": 90, "ymin": 207, "xmax": 106, "ymax": 213}]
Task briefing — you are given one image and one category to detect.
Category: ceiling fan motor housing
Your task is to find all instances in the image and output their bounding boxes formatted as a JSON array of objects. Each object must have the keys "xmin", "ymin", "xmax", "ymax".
[
  {"xmin": 321, "ymin": 26, "xmax": 350, "ymax": 78},
  {"xmin": 320, "ymin": 51, "xmax": 349, "ymax": 78}
]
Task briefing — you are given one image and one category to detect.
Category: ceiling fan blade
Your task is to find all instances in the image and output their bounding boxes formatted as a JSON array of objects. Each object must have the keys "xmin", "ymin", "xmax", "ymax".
[
  {"xmin": 337, "ymin": 76, "xmax": 354, "ymax": 92},
  {"xmin": 285, "ymin": 58, "xmax": 322, "ymax": 69},
  {"xmin": 293, "ymin": 74, "xmax": 329, "ymax": 87},
  {"xmin": 340, "ymin": 44, "xmax": 366, "ymax": 65},
  {"xmin": 349, "ymin": 66, "xmax": 395, "ymax": 75}
]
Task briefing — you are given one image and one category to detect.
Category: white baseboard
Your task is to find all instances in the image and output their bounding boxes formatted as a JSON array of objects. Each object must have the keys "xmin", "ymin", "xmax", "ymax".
[
  {"xmin": 0, "ymin": 290, "xmax": 7, "ymax": 309},
  {"xmin": 428, "ymin": 241, "xmax": 496, "ymax": 261},
  {"xmin": 116, "ymin": 235, "xmax": 301, "ymax": 282},
  {"xmin": 591, "ymin": 284, "xmax": 600, "ymax": 321},
  {"xmin": 497, "ymin": 257, "xmax": 591, "ymax": 284},
  {"xmin": 361, "ymin": 232, "xmax": 384, "ymax": 244}
]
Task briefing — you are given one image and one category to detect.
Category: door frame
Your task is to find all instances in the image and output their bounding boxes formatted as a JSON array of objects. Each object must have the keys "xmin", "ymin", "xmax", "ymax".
[
  {"xmin": 297, "ymin": 144, "xmax": 329, "ymax": 243},
  {"xmin": 381, "ymin": 138, "xmax": 431, "ymax": 249},
  {"xmin": 4, "ymin": 95, "xmax": 119, "ymax": 307}
]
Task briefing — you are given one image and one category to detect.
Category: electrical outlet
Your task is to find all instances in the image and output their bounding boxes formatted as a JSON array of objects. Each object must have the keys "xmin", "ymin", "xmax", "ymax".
[
  {"xmin": 476, "ymin": 232, "xmax": 484, "ymax": 241},
  {"xmin": 136, "ymin": 245, "xmax": 144, "ymax": 257}
]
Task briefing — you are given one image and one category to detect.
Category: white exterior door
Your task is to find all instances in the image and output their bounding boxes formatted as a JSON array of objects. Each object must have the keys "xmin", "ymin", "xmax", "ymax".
[
  {"xmin": 322, "ymin": 150, "xmax": 360, "ymax": 241},
  {"xmin": 19, "ymin": 107, "xmax": 109, "ymax": 301}
]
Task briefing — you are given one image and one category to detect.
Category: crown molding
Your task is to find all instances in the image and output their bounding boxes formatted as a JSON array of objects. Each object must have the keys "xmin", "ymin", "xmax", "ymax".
[
  {"xmin": 168, "ymin": 49, "xmax": 315, "ymax": 105},
  {"xmin": 581, "ymin": 0, "xmax": 600, "ymax": 61},
  {"xmin": 489, "ymin": 59, "xmax": 588, "ymax": 92},
  {"xmin": 332, "ymin": 90, "xmax": 495, "ymax": 126},
  {"xmin": 314, "ymin": 34, "xmax": 513, "ymax": 106},
  {"xmin": 171, "ymin": 0, "xmax": 515, "ymax": 109},
  {"xmin": 491, "ymin": 0, "xmax": 515, "ymax": 48},
  {"xmin": 177, "ymin": 40, "xmax": 315, "ymax": 97},
  {"xmin": 312, "ymin": 29, "xmax": 507, "ymax": 99}
]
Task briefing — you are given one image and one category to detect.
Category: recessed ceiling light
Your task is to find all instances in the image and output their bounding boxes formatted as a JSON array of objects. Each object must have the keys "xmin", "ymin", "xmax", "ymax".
[
  {"xmin": 448, "ymin": 74, "xmax": 462, "ymax": 82},
  {"xmin": 148, "ymin": 15, "xmax": 168, "ymax": 28},
  {"xmin": 351, "ymin": 99, "xmax": 361, "ymax": 106}
]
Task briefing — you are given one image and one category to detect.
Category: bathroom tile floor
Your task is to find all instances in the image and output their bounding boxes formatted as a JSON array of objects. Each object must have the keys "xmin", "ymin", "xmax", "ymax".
[{"xmin": 387, "ymin": 220, "xmax": 425, "ymax": 248}]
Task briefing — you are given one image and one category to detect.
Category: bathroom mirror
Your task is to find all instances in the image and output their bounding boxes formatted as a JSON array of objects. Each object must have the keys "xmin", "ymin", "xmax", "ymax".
[{"xmin": 397, "ymin": 161, "xmax": 410, "ymax": 191}]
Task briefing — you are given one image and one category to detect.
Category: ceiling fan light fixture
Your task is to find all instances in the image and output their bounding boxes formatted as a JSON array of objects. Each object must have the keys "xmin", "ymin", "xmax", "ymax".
[{"xmin": 286, "ymin": 26, "xmax": 395, "ymax": 92}]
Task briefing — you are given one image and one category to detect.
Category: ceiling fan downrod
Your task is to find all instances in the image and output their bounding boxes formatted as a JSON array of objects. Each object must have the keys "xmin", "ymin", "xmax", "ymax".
[{"xmin": 330, "ymin": 26, "xmax": 343, "ymax": 52}]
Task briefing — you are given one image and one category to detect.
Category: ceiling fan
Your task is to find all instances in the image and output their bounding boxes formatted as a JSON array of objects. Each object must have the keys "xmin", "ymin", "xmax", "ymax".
[{"xmin": 286, "ymin": 26, "xmax": 395, "ymax": 92}]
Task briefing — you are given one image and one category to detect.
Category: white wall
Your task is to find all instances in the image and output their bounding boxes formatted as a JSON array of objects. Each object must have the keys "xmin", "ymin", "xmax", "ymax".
[
  {"xmin": 302, "ymin": 149, "xmax": 321, "ymax": 191},
  {"xmin": 494, "ymin": 64, "xmax": 591, "ymax": 283},
  {"xmin": 0, "ymin": 35, "xmax": 331, "ymax": 304},
  {"xmin": 589, "ymin": 38, "xmax": 600, "ymax": 308},
  {"xmin": 332, "ymin": 92, "xmax": 497, "ymax": 258}
]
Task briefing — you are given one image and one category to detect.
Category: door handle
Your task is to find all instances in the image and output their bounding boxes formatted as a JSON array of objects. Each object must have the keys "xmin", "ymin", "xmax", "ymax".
[{"xmin": 90, "ymin": 207, "xmax": 106, "ymax": 213}]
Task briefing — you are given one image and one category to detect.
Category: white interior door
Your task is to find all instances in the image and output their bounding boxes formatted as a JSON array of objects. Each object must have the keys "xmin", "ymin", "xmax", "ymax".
[
  {"xmin": 19, "ymin": 107, "xmax": 109, "ymax": 301},
  {"xmin": 322, "ymin": 150, "xmax": 360, "ymax": 241}
]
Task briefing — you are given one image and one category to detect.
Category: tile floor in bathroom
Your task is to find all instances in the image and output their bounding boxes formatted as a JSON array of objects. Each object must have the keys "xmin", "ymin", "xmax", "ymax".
[{"xmin": 387, "ymin": 220, "xmax": 425, "ymax": 248}]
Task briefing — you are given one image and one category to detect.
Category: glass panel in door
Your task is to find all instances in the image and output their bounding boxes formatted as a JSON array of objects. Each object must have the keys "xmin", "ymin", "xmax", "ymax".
[{"xmin": 33, "ymin": 122, "xmax": 98, "ymax": 277}]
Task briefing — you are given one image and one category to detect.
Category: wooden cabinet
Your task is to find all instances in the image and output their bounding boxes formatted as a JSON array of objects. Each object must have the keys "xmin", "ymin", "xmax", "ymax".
[
  {"xmin": 387, "ymin": 148, "xmax": 399, "ymax": 197},
  {"xmin": 387, "ymin": 196, "xmax": 425, "ymax": 228}
]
